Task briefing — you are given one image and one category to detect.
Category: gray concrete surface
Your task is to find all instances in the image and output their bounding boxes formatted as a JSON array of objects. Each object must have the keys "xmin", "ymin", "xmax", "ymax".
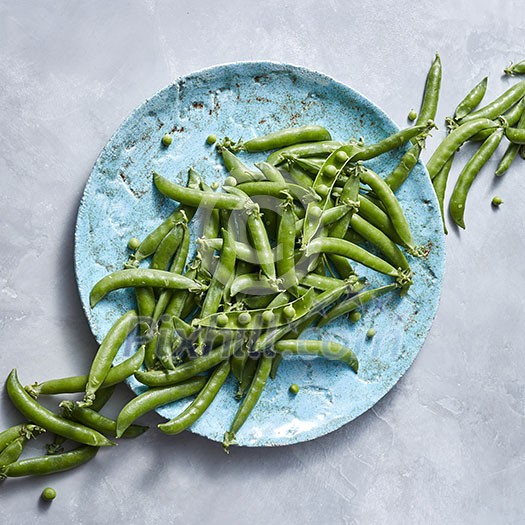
[{"xmin": 1, "ymin": 1, "xmax": 524, "ymax": 523}]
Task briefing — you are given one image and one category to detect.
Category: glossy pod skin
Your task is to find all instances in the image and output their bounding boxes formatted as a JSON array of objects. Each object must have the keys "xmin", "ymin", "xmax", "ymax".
[
  {"xmin": 458, "ymin": 81, "xmax": 525, "ymax": 123},
  {"xmin": 266, "ymin": 140, "xmax": 344, "ymax": 166},
  {"xmin": 504, "ymin": 60, "xmax": 525, "ymax": 76},
  {"xmin": 232, "ymin": 181, "xmax": 319, "ymax": 204},
  {"xmin": 60, "ymin": 401, "xmax": 148, "ymax": 439},
  {"xmin": 89, "ymin": 269, "xmax": 204, "ymax": 307},
  {"xmin": 6, "ymin": 370, "xmax": 115, "ymax": 447},
  {"xmin": 432, "ymin": 155, "xmax": 454, "ymax": 234},
  {"xmin": 82, "ymin": 310, "xmax": 138, "ymax": 406},
  {"xmin": 153, "ymin": 172, "xmax": 248, "ymax": 209},
  {"xmin": 223, "ymin": 355, "xmax": 273, "ymax": 451},
  {"xmin": 454, "ymin": 77, "xmax": 488, "ymax": 120},
  {"xmin": 415, "ymin": 53, "xmax": 442, "ymax": 128},
  {"xmin": 274, "ymin": 340, "xmax": 358, "ymax": 372},
  {"xmin": 158, "ymin": 360, "xmax": 231, "ymax": 435},
  {"xmin": 318, "ymin": 283, "xmax": 399, "ymax": 327},
  {"xmin": 115, "ymin": 376, "xmax": 207, "ymax": 437},
  {"xmin": 135, "ymin": 344, "xmax": 237, "ymax": 387},
  {"xmin": 496, "ymin": 108, "xmax": 525, "ymax": 175},
  {"xmin": 277, "ymin": 199, "xmax": 300, "ymax": 290},
  {"xmin": 0, "ymin": 424, "xmax": 45, "ymax": 452},
  {"xmin": 151, "ymin": 216, "xmax": 187, "ymax": 270},
  {"xmin": 0, "ymin": 435, "xmax": 27, "ymax": 467},
  {"xmin": 504, "ymin": 126, "xmax": 525, "ymax": 144},
  {"xmin": 426, "ymin": 118, "xmax": 498, "ymax": 179},
  {"xmin": 25, "ymin": 346, "xmax": 145, "ymax": 398},
  {"xmin": 384, "ymin": 140, "xmax": 424, "ymax": 192},
  {"xmin": 0, "ymin": 446, "xmax": 98, "ymax": 479},
  {"xmin": 219, "ymin": 148, "xmax": 263, "ymax": 183},
  {"xmin": 449, "ymin": 128, "xmax": 504, "ymax": 229}
]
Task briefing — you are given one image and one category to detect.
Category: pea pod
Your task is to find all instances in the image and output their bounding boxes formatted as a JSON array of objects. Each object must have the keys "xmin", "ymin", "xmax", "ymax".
[
  {"xmin": 0, "ymin": 446, "xmax": 98, "ymax": 479},
  {"xmin": 82, "ymin": 310, "xmax": 138, "ymax": 406},
  {"xmin": 415, "ymin": 53, "xmax": 442, "ymax": 128},
  {"xmin": 426, "ymin": 118, "xmax": 498, "ymax": 179},
  {"xmin": 219, "ymin": 148, "xmax": 264, "ymax": 183},
  {"xmin": 223, "ymin": 355, "xmax": 273, "ymax": 451},
  {"xmin": 230, "ymin": 273, "xmax": 280, "ymax": 296},
  {"xmin": 0, "ymin": 424, "xmax": 45, "ymax": 452},
  {"xmin": 459, "ymin": 81, "xmax": 525, "ymax": 123},
  {"xmin": 277, "ymin": 199, "xmax": 300, "ymax": 291},
  {"xmin": 151, "ymin": 213, "xmax": 188, "ymax": 270},
  {"xmin": 449, "ymin": 128, "xmax": 504, "ymax": 229},
  {"xmin": 266, "ymin": 140, "xmax": 344, "ymax": 166},
  {"xmin": 318, "ymin": 284, "xmax": 399, "ymax": 327},
  {"xmin": 153, "ymin": 172, "xmax": 248, "ymax": 209},
  {"xmin": 432, "ymin": 155, "xmax": 455, "ymax": 234},
  {"xmin": 454, "ymin": 77, "xmax": 488, "ymax": 120},
  {"xmin": 135, "ymin": 344, "xmax": 238, "ymax": 387},
  {"xmin": 6, "ymin": 370, "xmax": 115, "ymax": 447},
  {"xmin": 233, "ymin": 181, "xmax": 319, "ymax": 204},
  {"xmin": 255, "ymin": 162, "xmax": 286, "ymax": 184},
  {"xmin": 115, "ymin": 376, "xmax": 207, "ymax": 437},
  {"xmin": 504, "ymin": 60, "xmax": 525, "ymax": 76},
  {"xmin": 25, "ymin": 346, "xmax": 145, "ymax": 398},
  {"xmin": 495, "ymin": 97, "xmax": 525, "ymax": 175},
  {"xmin": 384, "ymin": 140, "xmax": 424, "ymax": 192},
  {"xmin": 301, "ymin": 273, "xmax": 362, "ymax": 292},
  {"xmin": 274, "ymin": 340, "xmax": 358, "ymax": 372},
  {"xmin": 504, "ymin": 126, "xmax": 525, "ymax": 144},
  {"xmin": 89, "ymin": 269, "xmax": 204, "ymax": 307},
  {"xmin": 158, "ymin": 360, "xmax": 231, "ymax": 435},
  {"xmin": 0, "ymin": 436, "xmax": 27, "ymax": 467},
  {"xmin": 196, "ymin": 288, "xmax": 316, "ymax": 330}
]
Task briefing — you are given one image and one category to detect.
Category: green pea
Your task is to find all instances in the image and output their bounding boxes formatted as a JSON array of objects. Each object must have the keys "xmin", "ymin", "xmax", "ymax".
[
  {"xmin": 211, "ymin": 181, "xmax": 220, "ymax": 190},
  {"xmin": 41, "ymin": 488, "xmax": 57, "ymax": 501},
  {"xmin": 492, "ymin": 196, "xmax": 503, "ymax": 207},
  {"xmin": 237, "ymin": 312, "xmax": 252, "ymax": 326},
  {"xmin": 127, "ymin": 237, "xmax": 140, "ymax": 250},
  {"xmin": 206, "ymin": 134, "xmax": 217, "ymax": 145},
  {"xmin": 408, "ymin": 109, "xmax": 417, "ymax": 122},
  {"xmin": 349, "ymin": 311, "xmax": 361, "ymax": 323},
  {"xmin": 216, "ymin": 313, "xmax": 229, "ymax": 327},
  {"xmin": 316, "ymin": 184, "xmax": 329, "ymax": 197},
  {"xmin": 161, "ymin": 134, "xmax": 173, "ymax": 147},
  {"xmin": 366, "ymin": 328, "xmax": 377, "ymax": 338},
  {"xmin": 262, "ymin": 310, "xmax": 275, "ymax": 324},
  {"xmin": 283, "ymin": 305, "xmax": 296, "ymax": 319},
  {"xmin": 335, "ymin": 150, "xmax": 349, "ymax": 164},
  {"xmin": 324, "ymin": 165, "xmax": 338, "ymax": 178},
  {"xmin": 224, "ymin": 176, "xmax": 237, "ymax": 187},
  {"xmin": 289, "ymin": 383, "xmax": 300, "ymax": 395}
]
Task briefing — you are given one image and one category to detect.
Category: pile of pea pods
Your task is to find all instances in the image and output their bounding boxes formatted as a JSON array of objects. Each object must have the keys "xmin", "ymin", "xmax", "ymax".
[{"xmin": 2, "ymin": 54, "xmax": 524, "ymax": 485}]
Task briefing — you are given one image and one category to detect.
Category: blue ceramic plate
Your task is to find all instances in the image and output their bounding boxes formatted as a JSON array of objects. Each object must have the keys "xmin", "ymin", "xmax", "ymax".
[{"xmin": 75, "ymin": 62, "xmax": 445, "ymax": 447}]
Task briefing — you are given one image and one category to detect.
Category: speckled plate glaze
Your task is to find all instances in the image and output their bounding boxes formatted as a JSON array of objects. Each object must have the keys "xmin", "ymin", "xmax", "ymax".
[{"xmin": 75, "ymin": 62, "xmax": 445, "ymax": 447}]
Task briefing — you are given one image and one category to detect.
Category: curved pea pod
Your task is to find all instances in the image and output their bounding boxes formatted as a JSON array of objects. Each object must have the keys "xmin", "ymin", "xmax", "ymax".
[
  {"xmin": 229, "ymin": 125, "xmax": 332, "ymax": 153},
  {"xmin": 219, "ymin": 148, "xmax": 264, "ymax": 183},
  {"xmin": 459, "ymin": 81, "xmax": 525, "ymax": 123},
  {"xmin": 274, "ymin": 340, "xmax": 358, "ymax": 372},
  {"xmin": 504, "ymin": 60, "xmax": 525, "ymax": 76},
  {"xmin": 276, "ymin": 199, "xmax": 300, "ymax": 291},
  {"xmin": 317, "ymin": 283, "xmax": 399, "ymax": 327},
  {"xmin": 285, "ymin": 155, "xmax": 325, "ymax": 176},
  {"xmin": 432, "ymin": 155, "xmax": 455, "ymax": 234},
  {"xmin": 89, "ymin": 269, "xmax": 204, "ymax": 307},
  {"xmin": 255, "ymin": 162, "xmax": 286, "ymax": 183},
  {"xmin": 0, "ymin": 424, "xmax": 45, "ymax": 452},
  {"xmin": 0, "ymin": 446, "xmax": 98, "ymax": 480},
  {"xmin": 426, "ymin": 118, "xmax": 499, "ymax": 179},
  {"xmin": 231, "ymin": 181, "xmax": 320, "ymax": 205},
  {"xmin": 195, "ymin": 288, "xmax": 316, "ymax": 331},
  {"xmin": 229, "ymin": 273, "xmax": 281, "ymax": 297},
  {"xmin": 384, "ymin": 140, "xmax": 424, "ymax": 192},
  {"xmin": 415, "ymin": 53, "xmax": 442, "ymax": 128},
  {"xmin": 449, "ymin": 128, "xmax": 504, "ymax": 229},
  {"xmin": 266, "ymin": 140, "xmax": 344, "ymax": 166},
  {"xmin": 0, "ymin": 435, "xmax": 27, "ymax": 468},
  {"xmin": 505, "ymin": 126, "xmax": 525, "ymax": 145},
  {"xmin": 454, "ymin": 77, "xmax": 488, "ymax": 120}
]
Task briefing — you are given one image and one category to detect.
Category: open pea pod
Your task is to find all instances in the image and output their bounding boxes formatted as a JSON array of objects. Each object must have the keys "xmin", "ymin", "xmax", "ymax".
[{"xmin": 195, "ymin": 288, "xmax": 316, "ymax": 330}]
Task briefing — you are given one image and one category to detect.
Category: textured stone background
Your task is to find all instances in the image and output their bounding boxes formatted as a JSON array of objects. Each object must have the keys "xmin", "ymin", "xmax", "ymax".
[{"xmin": 0, "ymin": 1, "xmax": 524, "ymax": 523}]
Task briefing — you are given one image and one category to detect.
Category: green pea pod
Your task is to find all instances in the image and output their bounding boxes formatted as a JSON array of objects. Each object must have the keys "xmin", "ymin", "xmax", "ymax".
[
  {"xmin": 276, "ymin": 199, "xmax": 299, "ymax": 291},
  {"xmin": 415, "ymin": 53, "xmax": 442, "ymax": 128},
  {"xmin": 0, "ymin": 435, "xmax": 27, "ymax": 467},
  {"xmin": 232, "ymin": 181, "xmax": 319, "ymax": 205},
  {"xmin": 504, "ymin": 126, "xmax": 525, "ymax": 144},
  {"xmin": 384, "ymin": 140, "xmax": 424, "ymax": 192},
  {"xmin": 266, "ymin": 140, "xmax": 344, "ymax": 166},
  {"xmin": 0, "ymin": 446, "xmax": 98, "ymax": 480},
  {"xmin": 274, "ymin": 340, "xmax": 358, "ymax": 372},
  {"xmin": 229, "ymin": 273, "xmax": 280, "ymax": 297},
  {"xmin": 504, "ymin": 60, "xmax": 525, "ymax": 76},
  {"xmin": 235, "ymin": 355, "xmax": 258, "ymax": 399},
  {"xmin": 158, "ymin": 360, "xmax": 231, "ymax": 435},
  {"xmin": 89, "ymin": 269, "xmax": 204, "ymax": 307},
  {"xmin": 150, "ymin": 213, "xmax": 188, "ymax": 270},
  {"xmin": 449, "ymin": 128, "xmax": 504, "ymax": 229},
  {"xmin": 82, "ymin": 310, "xmax": 139, "ymax": 406},
  {"xmin": 0, "ymin": 424, "xmax": 45, "ymax": 452},
  {"xmin": 6, "ymin": 370, "xmax": 115, "ymax": 447},
  {"xmin": 432, "ymin": 155, "xmax": 455, "ymax": 234},
  {"xmin": 116, "ymin": 376, "xmax": 207, "ymax": 437},
  {"xmin": 219, "ymin": 148, "xmax": 264, "ymax": 183},
  {"xmin": 254, "ymin": 162, "xmax": 286, "ymax": 183},
  {"xmin": 454, "ymin": 77, "xmax": 488, "ymax": 120},
  {"xmin": 196, "ymin": 288, "xmax": 316, "ymax": 330}
]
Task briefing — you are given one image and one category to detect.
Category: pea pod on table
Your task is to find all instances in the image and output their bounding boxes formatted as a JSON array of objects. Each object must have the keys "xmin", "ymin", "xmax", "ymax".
[
  {"xmin": 415, "ymin": 53, "xmax": 442, "ymax": 128},
  {"xmin": 453, "ymin": 77, "xmax": 488, "ymax": 120},
  {"xmin": 504, "ymin": 60, "xmax": 525, "ymax": 76}
]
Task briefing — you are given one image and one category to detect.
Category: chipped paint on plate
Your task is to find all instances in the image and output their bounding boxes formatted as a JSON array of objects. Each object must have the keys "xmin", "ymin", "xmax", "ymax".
[{"xmin": 75, "ymin": 62, "xmax": 445, "ymax": 447}]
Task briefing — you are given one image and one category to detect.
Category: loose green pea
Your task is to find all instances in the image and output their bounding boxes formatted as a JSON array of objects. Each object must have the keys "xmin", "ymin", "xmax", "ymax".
[
  {"xmin": 237, "ymin": 312, "xmax": 252, "ymax": 326},
  {"xmin": 349, "ymin": 311, "xmax": 361, "ymax": 323},
  {"xmin": 262, "ymin": 310, "xmax": 275, "ymax": 324},
  {"xmin": 127, "ymin": 237, "xmax": 140, "ymax": 250},
  {"xmin": 41, "ymin": 488, "xmax": 57, "ymax": 501},
  {"xmin": 366, "ymin": 328, "xmax": 377, "ymax": 338},
  {"xmin": 211, "ymin": 181, "xmax": 220, "ymax": 190},
  {"xmin": 492, "ymin": 196, "xmax": 503, "ymax": 207},
  {"xmin": 161, "ymin": 134, "xmax": 173, "ymax": 147},
  {"xmin": 408, "ymin": 109, "xmax": 417, "ymax": 122},
  {"xmin": 289, "ymin": 383, "xmax": 300, "ymax": 395},
  {"xmin": 206, "ymin": 134, "xmax": 217, "ymax": 145},
  {"xmin": 283, "ymin": 305, "xmax": 296, "ymax": 319},
  {"xmin": 224, "ymin": 176, "xmax": 237, "ymax": 187},
  {"xmin": 216, "ymin": 313, "xmax": 229, "ymax": 327}
]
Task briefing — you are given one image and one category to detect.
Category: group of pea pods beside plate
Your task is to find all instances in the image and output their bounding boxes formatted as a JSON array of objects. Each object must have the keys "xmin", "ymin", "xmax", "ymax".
[{"xmin": 1, "ymin": 55, "xmax": 525, "ymax": 486}]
